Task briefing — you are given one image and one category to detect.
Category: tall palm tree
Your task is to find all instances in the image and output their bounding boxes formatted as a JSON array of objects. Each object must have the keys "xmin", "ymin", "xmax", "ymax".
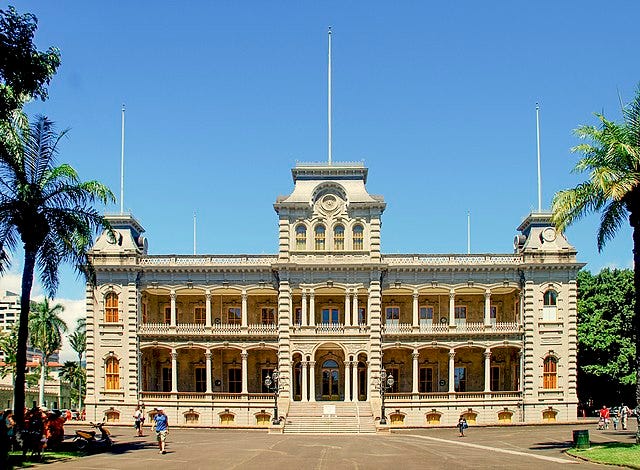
[
  {"xmin": 551, "ymin": 86, "xmax": 640, "ymax": 444},
  {"xmin": 69, "ymin": 324, "xmax": 86, "ymax": 409},
  {"xmin": 0, "ymin": 321, "xmax": 19, "ymax": 382},
  {"xmin": 60, "ymin": 360, "xmax": 85, "ymax": 409},
  {"xmin": 29, "ymin": 297, "xmax": 67, "ymax": 406},
  {"xmin": 0, "ymin": 115, "xmax": 113, "ymax": 425}
]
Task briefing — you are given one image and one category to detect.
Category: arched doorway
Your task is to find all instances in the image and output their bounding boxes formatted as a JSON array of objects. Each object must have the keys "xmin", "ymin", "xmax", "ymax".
[{"xmin": 321, "ymin": 359, "xmax": 340, "ymax": 400}]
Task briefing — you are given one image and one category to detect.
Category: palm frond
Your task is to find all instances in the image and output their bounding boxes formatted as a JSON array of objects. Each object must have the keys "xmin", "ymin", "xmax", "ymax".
[{"xmin": 596, "ymin": 200, "xmax": 628, "ymax": 251}]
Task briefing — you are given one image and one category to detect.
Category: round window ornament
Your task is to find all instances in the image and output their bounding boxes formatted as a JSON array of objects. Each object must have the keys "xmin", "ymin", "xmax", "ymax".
[
  {"xmin": 541, "ymin": 227, "xmax": 556, "ymax": 243},
  {"xmin": 321, "ymin": 194, "xmax": 339, "ymax": 212}
]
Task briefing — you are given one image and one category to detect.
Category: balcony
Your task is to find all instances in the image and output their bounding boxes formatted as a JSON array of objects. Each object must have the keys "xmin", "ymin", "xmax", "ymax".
[
  {"xmin": 385, "ymin": 391, "xmax": 522, "ymax": 402},
  {"xmin": 139, "ymin": 391, "xmax": 273, "ymax": 403},
  {"xmin": 139, "ymin": 322, "xmax": 277, "ymax": 337},
  {"xmin": 381, "ymin": 322, "xmax": 521, "ymax": 336}
]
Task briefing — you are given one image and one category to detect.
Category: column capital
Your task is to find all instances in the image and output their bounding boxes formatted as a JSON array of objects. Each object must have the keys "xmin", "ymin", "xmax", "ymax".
[
  {"xmin": 484, "ymin": 349, "xmax": 492, "ymax": 358},
  {"xmin": 448, "ymin": 349, "xmax": 456, "ymax": 359},
  {"xmin": 205, "ymin": 351, "xmax": 212, "ymax": 359},
  {"xmin": 241, "ymin": 290, "xmax": 248, "ymax": 299},
  {"xmin": 449, "ymin": 290, "xmax": 455, "ymax": 299},
  {"xmin": 309, "ymin": 361, "xmax": 316, "ymax": 367},
  {"xmin": 485, "ymin": 290, "xmax": 491, "ymax": 298},
  {"xmin": 413, "ymin": 291, "xmax": 419, "ymax": 299},
  {"xmin": 205, "ymin": 289, "xmax": 211, "ymax": 297},
  {"xmin": 170, "ymin": 290, "xmax": 176, "ymax": 299},
  {"xmin": 171, "ymin": 351, "xmax": 178, "ymax": 360},
  {"xmin": 241, "ymin": 351, "xmax": 248, "ymax": 359},
  {"xmin": 412, "ymin": 350, "xmax": 420, "ymax": 359}
]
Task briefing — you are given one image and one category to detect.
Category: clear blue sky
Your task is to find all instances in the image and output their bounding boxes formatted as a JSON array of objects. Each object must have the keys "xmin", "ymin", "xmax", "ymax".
[{"xmin": 9, "ymin": 1, "xmax": 640, "ymax": 301}]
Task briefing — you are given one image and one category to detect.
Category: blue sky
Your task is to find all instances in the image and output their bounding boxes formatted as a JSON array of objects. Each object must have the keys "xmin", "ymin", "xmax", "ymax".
[{"xmin": 2, "ymin": 1, "xmax": 639, "ymax": 356}]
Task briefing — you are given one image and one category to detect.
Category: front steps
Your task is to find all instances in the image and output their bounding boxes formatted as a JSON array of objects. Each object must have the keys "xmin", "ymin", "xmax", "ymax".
[{"xmin": 284, "ymin": 401, "xmax": 376, "ymax": 434}]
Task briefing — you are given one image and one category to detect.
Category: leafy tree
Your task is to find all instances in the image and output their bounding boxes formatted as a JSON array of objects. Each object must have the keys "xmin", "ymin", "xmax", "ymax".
[
  {"xmin": 0, "ymin": 115, "xmax": 113, "ymax": 425},
  {"xmin": 0, "ymin": 321, "xmax": 18, "ymax": 381},
  {"xmin": 552, "ymin": 86, "xmax": 640, "ymax": 443},
  {"xmin": 29, "ymin": 298, "xmax": 67, "ymax": 406},
  {"xmin": 68, "ymin": 322, "xmax": 86, "ymax": 409},
  {"xmin": 0, "ymin": 6, "xmax": 60, "ymax": 121},
  {"xmin": 577, "ymin": 269, "xmax": 636, "ymax": 407},
  {"xmin": 60, "ymin": 360, "xmax": 85, "ymax": 408}
]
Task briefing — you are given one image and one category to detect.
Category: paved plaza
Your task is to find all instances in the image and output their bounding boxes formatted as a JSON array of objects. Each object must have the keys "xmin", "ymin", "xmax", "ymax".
[{"xmin": 42, "ymin": 422, "xmax": 639, "ymax": 470}]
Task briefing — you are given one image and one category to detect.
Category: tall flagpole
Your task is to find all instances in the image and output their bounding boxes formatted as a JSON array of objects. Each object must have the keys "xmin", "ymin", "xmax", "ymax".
[
  {"xmin": 120, "ymin": 104, "xmax": 125, "ymax": 214},
  {"xmin": 193, "ymin": 212, "xmax": 197, "ymax": 255},
  {"xmin": 467, "ymin": 210, "xmax": 471, "ymax": 254},
  {"xmin": 536, "ymin": 102, "xmax": 542, "ymax": 212},
  {"xmin": 328, "ymin": 27, "xmax": 332, "ymax": 165}
]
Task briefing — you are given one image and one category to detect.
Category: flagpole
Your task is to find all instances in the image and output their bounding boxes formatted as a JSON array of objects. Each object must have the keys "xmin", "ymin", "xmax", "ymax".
[
  {"xmin": 467, "ymin": 210, "xmax": 471, "ymax": 254},
  {"xmin": 328, "ymin": 26, "xmax": 332, "ymax": 165},
  {"xmin": 536, "ymin": 103, "xmax": 542, "ymax": 212},
  {"xmin": 120, "ymin": 104, "xmax": 125, "ymax": 214},
  {"xmin": 193, "ymin": 212, "xmax": 197, "ymax": 255}
]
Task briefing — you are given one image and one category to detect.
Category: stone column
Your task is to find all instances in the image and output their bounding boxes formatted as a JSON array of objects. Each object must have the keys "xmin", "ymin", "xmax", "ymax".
[
  {"xmin": 309, "ymin": 291, "xmax": 316, "ymax": 327},
  {"xmin": 344, "ymin": 292, "xmax": 352, "ymax": 326},
  {"xmin": 301, "ymin": 291, "xmax": 308, "ymax": 327},
  {"xmin": 309, "ymin": 361, "xmax": 316, "ymax": 402},
  {"xmin": 171, "ymin": 349, "xmax": 178, "ymax": 393},
  {"xmin": 366, "ymin": 361, "xmax": 371, "ymax": 400},
  {"xmin": 241, "ymin": 350, "xmax": 248, "ymax": 394},
  {"xmin": 241, "ymin": 290, "xmax": 248, "ymax": 328},
  {"xmin": 448, "ymin": 349, "xmax": 455, "ymax": 393},
  {"xmin": 205, "ymin": 290, "xmax": 212, "ymax": 328},
  {"xmin": 484, "ymin": 290, "xmax": 492, "ymax": 326},
  {"xmin": 449, "ymin": 290, "xmax": 455, "ymax": 327},
  {"xmin": 412, "ymin": 292, "xmax": 419, "ymax": 328},
  {"xmin": 205, "ymin": 349, "xmax": 212, "ymax": 393},
  {"xmin": 170, "ymin": 290, "xmax": 177, "ymax": 327},
  {"xmin": 301, "ymin": 361, "xmax": 308, "ymax": 402},
  {"xmin": 352, "ymin": 294, "xmax": 359, "ymax": 325},
  {"xmin": 352, "ymin": 359, "xmax": 358, "ymax": 401},
  {"xmin": 484, "ymin": 348, "xmax": 492, "ymax": 392},
  {"xmin": 412, "ymin": 349, "xmax": 419, "ymax": 394},
  {"xmin": 344, "ymin": 361, "xmax": 351, "ymax": 401}
]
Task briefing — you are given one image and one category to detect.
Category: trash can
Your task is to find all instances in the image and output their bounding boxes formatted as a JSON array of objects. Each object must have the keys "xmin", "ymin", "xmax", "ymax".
[{"xmin": 572, "ymin": 429, "xmax": 590, "ymax": 449}]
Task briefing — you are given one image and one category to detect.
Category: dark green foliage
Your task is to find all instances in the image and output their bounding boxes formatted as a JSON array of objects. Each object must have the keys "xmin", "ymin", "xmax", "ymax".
[
  {"xmin": 577, "ymin": 269, "xmax": 636, "ymax": 406},
  {"xmin": 0, "ymin": 6, "xmax": 60, "ymax": 120}
]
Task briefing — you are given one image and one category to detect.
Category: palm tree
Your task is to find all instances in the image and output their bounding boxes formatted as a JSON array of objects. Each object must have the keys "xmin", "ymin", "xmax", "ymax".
[
  {"xmin": 69, "ymin": 323, "xmax": 86, "ymax": 409},
  {"xmin": 29, "ymin": 298, "xmax": 67, "ymax": 406},
  {"xmin": 551, "ymin": 86, "xmax": 640, "ymax": 444},
  {"xmin": 60, "ymin": 360, "xmax": 85, "ymax": 409},
  {"xmin": 0, "ymin": 321, "xmax": 19, "ymax": 382},
  {"xmin": 0, "ymin": 115, "xmax": 113, "ymax": 425}
]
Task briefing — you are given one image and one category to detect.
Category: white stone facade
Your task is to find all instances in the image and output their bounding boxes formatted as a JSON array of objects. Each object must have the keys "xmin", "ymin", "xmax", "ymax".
[{"xmin": 85, "ymin": 162, "xmax": 582, "ymax": 428}]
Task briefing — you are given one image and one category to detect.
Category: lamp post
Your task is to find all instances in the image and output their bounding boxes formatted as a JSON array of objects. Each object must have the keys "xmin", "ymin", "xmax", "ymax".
[
  {"xmin": 379, "ymin": 369, "xmax": 395, "ymax": 425},
  {"xmin": 264, "ymin": 369, "xmax": 280, "ymax": 424}
]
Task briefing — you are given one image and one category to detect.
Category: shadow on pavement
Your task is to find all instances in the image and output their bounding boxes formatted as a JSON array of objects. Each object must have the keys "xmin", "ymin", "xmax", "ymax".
[{"xmin": 529, "ymin": 440, "xmax": 573, "ymax": 450}]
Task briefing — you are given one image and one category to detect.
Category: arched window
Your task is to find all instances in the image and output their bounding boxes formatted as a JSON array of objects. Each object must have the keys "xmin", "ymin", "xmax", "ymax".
[
  {"xmin": 106, "ymin": 357, "xmax": 120, "ymax": 390},
  {"xmin": 543, "ymin": 356, "xmax": 557, "ymax": 389},
  {"xmin": 105, "ymin": 292, "xmax": 119, "ymax": 322},
  {"xmin": 314, "ymin": 225, "xmax": 326, "ymax": 250},
  {"xmin": 353, "ymin": 224, "xmax": 364, "ymax": 250},
  {"xmin": 543, "ymin": 290, "xmax": 557, "ymax": 321},
  {"xmin": 334, "ymin": 224, "xmax": 345, "ymax": 250},
  {"xmin": 295, "ymin": 225, "xmax": 307, "ymax": 250}
]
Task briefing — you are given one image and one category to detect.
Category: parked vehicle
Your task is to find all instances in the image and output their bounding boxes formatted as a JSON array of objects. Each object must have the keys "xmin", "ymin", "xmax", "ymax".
[{"xmin": 73, "ymin": 421, "xmax": 113, "ymax": 451}]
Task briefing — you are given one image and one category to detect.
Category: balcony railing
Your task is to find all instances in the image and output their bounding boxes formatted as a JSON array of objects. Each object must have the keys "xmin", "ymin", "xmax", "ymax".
[
  {"xmin": 384, "ymin": 254, "xmax": 521, "ymax": 266},
  {"xmin": 382, "ymin": 322, "xmax": 520, "ymax": 335},
  {"xmin": 140, "ymin": 391, "xmax": 274, "ymax": 401},
  {"xmin": 385, "ymin": 391, "xmax": 522, "ymax": 401},
  {"xmin": 139, "ymin": 322, "xmax": 277, "ymax": 336}
]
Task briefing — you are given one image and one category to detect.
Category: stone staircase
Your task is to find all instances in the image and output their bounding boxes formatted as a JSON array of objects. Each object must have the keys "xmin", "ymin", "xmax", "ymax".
[{"xmin": 283, "ymin": 401, "xmax": 376, "ymax": 434}]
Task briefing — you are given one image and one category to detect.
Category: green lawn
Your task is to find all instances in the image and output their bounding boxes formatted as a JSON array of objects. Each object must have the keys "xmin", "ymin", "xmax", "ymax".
[
  {"xmin": 567, "ymin": 442, "xmax": 640, "ymax": 469},
  {"xmin": 6, "ymin": 450, "xmax": 80, "ymax": 468}
]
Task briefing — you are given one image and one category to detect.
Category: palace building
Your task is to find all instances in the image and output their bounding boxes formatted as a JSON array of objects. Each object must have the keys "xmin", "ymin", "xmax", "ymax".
[{"xmin": 85, "ymin": 161, "xmax": 582, "ymax": 431}]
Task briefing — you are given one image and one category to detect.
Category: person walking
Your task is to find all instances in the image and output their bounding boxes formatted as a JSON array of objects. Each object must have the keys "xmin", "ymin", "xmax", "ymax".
[
  {"xmin": 133, "ymin": 405, "xmax": 144, "ymax": 437},
  {"xmin": 152, "ymin": 408, "xmax": 169, "ymax": 454},
  {"xmin": 621, "ymin": 404, "xmax": 630, "ymax": 431},
  {"xmin": 457, "ymin": 414, "xmax": 468, "ymax": 437}
]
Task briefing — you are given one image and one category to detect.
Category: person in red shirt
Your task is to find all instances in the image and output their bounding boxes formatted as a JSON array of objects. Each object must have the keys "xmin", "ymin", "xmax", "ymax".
[{"xmin": 599, "ymin": 405, "xmax": 610, "ymax": 429}]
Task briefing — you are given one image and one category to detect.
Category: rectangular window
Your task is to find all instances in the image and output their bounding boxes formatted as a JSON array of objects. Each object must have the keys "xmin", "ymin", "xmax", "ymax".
[
  {"xmin": 419, "ymin": 367, "xmax": 434, "ymax": 392},
  {"xmin": 419, "ymin": 306, "xmax": 434, "ymax": 324},
  {"xmin": 194, "ymin": 306, "xmax": 206, "ymax": 324},
  {"xmin": 162, "ymin": 367, "xmax": 171, "ymax": 392},
  {"xmin": 228, "ymin": 307, "xmax": 241, "ymax": 324},
  {"xmin": 385, "ymin": 306, "xmax": 400, "ymax": 325},
  {"xmin": 105, "ymin": 358, "xmax": 119, "ymax": 390},
  {"xmin": 490, "ymin": 366, "xmax": 500, "ymax": 391},
  {"xmin": 261, "ymin": 368, "xmax": 275, "ymax": 393},
  {"xmin": 294, "ymin": 307, "xmax": 302, "ymax": 325},
  {"xmin": 358, "ymin": 307, "xmax": 367, "ymax": 325},
  {"xmin": 228, "ymin": 368, "xmax": 242, "ymax": 393},
  {"xmin": 490, "ymin": 306, "xmax": 497, "ymax": 323},
  {"xmin": 195, "ymin": 366, "xmax": 206, "ymax": 392},
  {"xmin": 454, "ymin": 306, "xmax": 466, "ymax": 325},
  {"xmin": 164, "ymin": 306, "xmax": 171, "ymax": 324},
  {"xmin": 322, "ymin": 308, "xmax": 339, "ymax": 324},
  {"xmin": 454, "ymin": 366, "xmax": 466, "ymax": 392},
  {"xmin": 105, "ymin": 294, "xmax": 118, "ymax": 323},
  {"xmin": 261, "ymin": 307, "xmax": 275, "ymax": 324},
  {"xmin": 142, "ymin": 303, "xmax": 147, "ymax": 323}
]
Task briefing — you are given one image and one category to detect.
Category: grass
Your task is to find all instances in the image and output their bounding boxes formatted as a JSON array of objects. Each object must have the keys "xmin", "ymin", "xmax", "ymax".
[
  {"xmin": 567, "ymin": 442, "xmax": 640, "ymax": 469},
  {"xmin": 6, "ymin": 450, "xmax": 81, "ymax": 468}
]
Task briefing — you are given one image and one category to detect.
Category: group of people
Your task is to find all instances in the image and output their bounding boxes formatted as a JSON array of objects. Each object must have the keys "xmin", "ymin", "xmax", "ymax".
[
  {"xmin": 133, "ymin": 405, "xmax": 169, "ymax": 454},
  {"xmin": 598, "ymin": 404, "xmax": 633, "ymax": 430}
]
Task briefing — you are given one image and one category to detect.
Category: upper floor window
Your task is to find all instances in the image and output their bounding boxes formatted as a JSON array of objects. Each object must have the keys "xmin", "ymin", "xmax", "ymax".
[
  {"xmin": 261, "ymin": 307, "xmax": 276, "ymax": 324},
  {"xmin": 420, "ymin": 306, "xmax": 434, "ymax": 324},
  {"xmin": 353, "ymin": 224, "xmax": 364, "ymax": 250},
  {"xmin": 385, "ymin": 306, "xmax": 400, "ymax": 325},
  {"xmin": 334, "ymin": 225, "xmax": 345, "ymax": 250},
  {"xmin": 295, "ymin": 225, "xmax": 306, "ymax": 250},
  {"xmin": 105, "ymin": 292, "xmax": 118, "ymax": 322},
  {"xmin": 543, "ymin": 356, "xmax": 557, "ymax": 389},
  {"xmin": 194, "ymin": 306, "xmax": 206, "ymax": 324},
  {"xmin": 358, "ymin": 307, "xmax": 367, "ymax": 325},
  {"xmin": 322, "ymin": 307, "xmax": 339, "ymax": 324},
  {"xmin": 314, "ymin": 225, "xmax": 326, "ymax": 250},
  {"xmin": 228, "ymin": 307, "xmax": 241, "ymax": 324},
  {"xmin": 105, "ymin": 357, "xmax": 120, "ymax": 390},
  {"xmin": 164, "ymin": 306, "xmax": 171, "ymax": 324},
  {"xmin": 543, "ymin": 290, "xmax": 558, "ymax": 321},
  {"xmin": 454, "ymin": 305, "xmax": 467, "ymax": 324},
  {"xmin": 294, "ymin": 307, "xmax": 302, "ymax": 325}
]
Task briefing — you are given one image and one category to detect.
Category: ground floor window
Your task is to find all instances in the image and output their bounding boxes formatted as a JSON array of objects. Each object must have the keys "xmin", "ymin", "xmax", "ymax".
[
  {"xmin": 454, "ymin": 367, "xmax": 466, "ymax": 392},
  {"xmin": 162, "ymin": 367, "xmax": 171, "ymax": 392},
  {"xmin": 228, "ymin": 368, "xmax": 241, "ymax": 393},
  {"xmin": 195, "ymin": 366, "xmax": 206, "ymax": 392},
  {"xmin": 490, "ymin": 366, "xmax": 500, "ymax": 391},
  {"xmin": 419, "ymin": 367, "xmax": 434, "ymax": 392}
]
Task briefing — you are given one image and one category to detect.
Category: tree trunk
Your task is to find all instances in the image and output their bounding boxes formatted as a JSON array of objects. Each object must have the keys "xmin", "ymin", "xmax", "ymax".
[
  {"xmin": 632, "ymin": 213, "xmax": 640, "ymax": 444},
  {"xmin": 78, "ymin": 352, "xmax": 83, "ymax": 411},
  {"xmin": 39, "ymin": 353, "xmax": 47, "ymax": 406},
  {"xmin": 13, "ymin": 247, "xmax": 37, "ymax": 426}
]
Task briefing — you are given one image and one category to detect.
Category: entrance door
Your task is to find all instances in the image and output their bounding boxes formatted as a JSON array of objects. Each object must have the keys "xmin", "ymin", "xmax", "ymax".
[{"xmin": 321, "ymin": 360, "xmax": 340, "ymax": 400}]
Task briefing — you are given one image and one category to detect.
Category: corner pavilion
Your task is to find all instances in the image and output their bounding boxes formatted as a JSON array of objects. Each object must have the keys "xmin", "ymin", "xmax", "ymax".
[{"xmin": 85, "ymin": 161, "xmax": 582, "ymax": 430}]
